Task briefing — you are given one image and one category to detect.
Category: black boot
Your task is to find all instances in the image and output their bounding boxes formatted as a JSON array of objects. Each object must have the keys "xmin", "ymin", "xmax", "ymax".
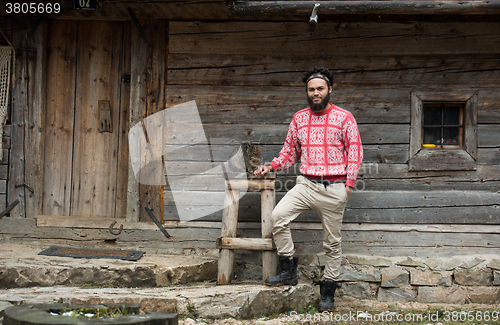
[
  {"xmin": 264, "ymin": 256, "xmax": 298, "ymax": 286},
  {"xmin": 318, "ymin": 280, "xmax": 337, "ymax": 311}
]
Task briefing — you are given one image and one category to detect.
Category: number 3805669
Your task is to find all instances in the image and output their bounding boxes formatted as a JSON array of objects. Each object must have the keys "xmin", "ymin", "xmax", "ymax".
[{"xmin": 5, "ymin": 3, "xmax": 61, "ymax": 14}]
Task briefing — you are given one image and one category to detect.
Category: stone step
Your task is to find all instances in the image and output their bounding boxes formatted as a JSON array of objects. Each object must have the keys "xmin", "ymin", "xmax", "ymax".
[
  {"xmin": 0, "ymin": 284, "xmax": 318, "ymax": 319},
  {"xmin": 0, "ymin": 244, "xmax": 217, "ymax": 288}
]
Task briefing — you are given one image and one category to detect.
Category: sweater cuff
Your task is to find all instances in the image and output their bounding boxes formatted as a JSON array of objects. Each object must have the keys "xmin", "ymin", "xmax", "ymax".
[
  {"xmin": 270, "ymin": 161, "xmax": 279, "ymax": 172},
  {"xmin": 345, "ymin": 179, "xmax": 356, "ymax": 188}
]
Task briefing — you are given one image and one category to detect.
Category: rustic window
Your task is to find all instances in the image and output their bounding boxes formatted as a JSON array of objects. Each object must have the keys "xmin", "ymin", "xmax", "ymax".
[
  {"xmin": 423, "ymin": 103, "xmax": 464, "ymax": 148},
  {"xmin": 409, "ymin": 91, "xmax": 478, "ymax": 171}
]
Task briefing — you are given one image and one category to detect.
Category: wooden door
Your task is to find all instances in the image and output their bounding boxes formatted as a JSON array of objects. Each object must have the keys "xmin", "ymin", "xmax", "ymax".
[{"xmin": 43, "ymin": 20, "xmax": 130, "ymax": 218}]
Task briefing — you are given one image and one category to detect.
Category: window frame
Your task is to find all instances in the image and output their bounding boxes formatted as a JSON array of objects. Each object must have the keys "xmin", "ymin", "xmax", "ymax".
[
  {"xmin": 409, "ymin": 90, "xmax": 478, "ymax": 171},
  {"xmin": 422, "ymin": 102, "xmax": 464, "ymax": 149}
]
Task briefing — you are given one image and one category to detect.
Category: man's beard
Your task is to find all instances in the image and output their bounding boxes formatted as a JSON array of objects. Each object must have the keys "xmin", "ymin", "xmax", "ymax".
[{"xmin": 307, "ymin": 92, "xmax": 330, "ymax": 112}]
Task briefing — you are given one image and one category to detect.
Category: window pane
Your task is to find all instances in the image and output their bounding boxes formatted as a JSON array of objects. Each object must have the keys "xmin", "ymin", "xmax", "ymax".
[
  {"xmin": 424, "ymin": 106, "xmax": 442, "ymax": 126},
  {"xmin": 443, "ymin": 106, "xmax": 461, "ymax": 125},
  {"xmin": 423, "ymin": 127, "xmax": 441, "ymax": 145},
  {"xmin": 443, "ymin": 127, "xmax": 461, "ymax": 146}
]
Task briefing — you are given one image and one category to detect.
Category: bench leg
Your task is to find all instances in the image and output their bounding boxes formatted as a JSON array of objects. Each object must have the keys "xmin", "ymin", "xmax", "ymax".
[
  {"xmin": 261, "ymin": 189, "xmax": 277, "ymax": 281},
  {"xmin": 217, "ymin": 188, "xmax": 240, "ymax": 285}
]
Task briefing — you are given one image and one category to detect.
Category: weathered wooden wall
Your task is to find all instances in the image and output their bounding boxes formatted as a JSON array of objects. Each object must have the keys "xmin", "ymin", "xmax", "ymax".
[
  {"xmin": 1, "ymin": 15, "xmax": 499, "ymax": 258},
  {"xmin": 164, "ymin": 21, "xmax": 500, "ymax": 231}
]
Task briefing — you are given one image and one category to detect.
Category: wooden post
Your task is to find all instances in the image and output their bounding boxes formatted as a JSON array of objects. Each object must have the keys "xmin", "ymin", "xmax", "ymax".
[
  {"xmin": 261, "ymin": 186, "xmax": 277, "ymax": 281},
  {"xmin": 217, "ymin": 184, "xmax": 240, "ymax": 285},
  {"xmin": 128, "ymin": 19, "xmax": 167, "ymax": 222}
]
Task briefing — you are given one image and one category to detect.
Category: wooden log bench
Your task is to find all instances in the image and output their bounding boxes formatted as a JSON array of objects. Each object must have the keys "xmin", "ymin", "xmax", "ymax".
[{"xmin": 216, "ymin": 173, "xmax": 278, "ymax": 285}]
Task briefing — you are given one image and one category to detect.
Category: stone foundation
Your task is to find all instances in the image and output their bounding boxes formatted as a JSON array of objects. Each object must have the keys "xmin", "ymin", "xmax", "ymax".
[{"xmin": 234, "ymin": 253, "xmax": 500, "ymax": 305}]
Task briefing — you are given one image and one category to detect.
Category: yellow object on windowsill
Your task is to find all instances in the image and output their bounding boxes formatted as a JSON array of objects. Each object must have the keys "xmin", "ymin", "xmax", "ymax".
[{"xmin": 422, "ymin": 144, "xmax": 436, "ymax": 148}]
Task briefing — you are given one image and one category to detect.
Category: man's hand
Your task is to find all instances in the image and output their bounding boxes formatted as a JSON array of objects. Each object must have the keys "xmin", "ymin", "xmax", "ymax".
[
  {"xmin": 345, "ymin": 185, "xmax": 353, "ymax": 198},
  {"xmin": 254, "ymin": 165, "xmax": 273, "ymax": 177}
]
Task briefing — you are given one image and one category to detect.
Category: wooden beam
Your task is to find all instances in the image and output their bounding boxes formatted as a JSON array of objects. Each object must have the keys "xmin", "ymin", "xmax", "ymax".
[
  {"xmin": 230, "ymin": 0, "xmax": 500, "ymax": 16},
  {"xmin": 216, "ymin": 237, "xmax": 274, "ymax": 250},
  {"xmin": 36, "ymin": 215, "xmax": 500, "ymax": 234}
]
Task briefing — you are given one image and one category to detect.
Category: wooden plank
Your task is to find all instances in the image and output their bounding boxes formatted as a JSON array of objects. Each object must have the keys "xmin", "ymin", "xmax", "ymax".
[
  {"xmin": 478, "ymin": 148, "xmax": 500, "ymax": 165},
  {"xmin": 8, "ymin": 17, "xmax": 30, "ymax": 218},
  {"xmin": 165, "ymin": 200, "xmax": 500, "ymax": 225},
  {"xmin": 131, "ymin": 19, "xmax": 167, "ymax": 222},
  {"xmin": 7, "ymin": 218, "xmax": 500, "ymax": 258},
  {"xmin": 0, "ymin": 194, "xmax": 5, "ymax": 211},
  {"xmin": 115, "ymin": 22, "xmax": 132, "ymax": 219},
  {"xmin": 42, "ymin": 20, "xmax": 78, "ymax": 216},
  {"xmin": 36, "ymin": 215, "xmax": 500, "ymax": 234},
  {"xmin": 169, "ymin": 21, "xmax": 500, "ymax": 56},
  {"xmin": 161, "ymin": 143, "xmax": 408, "ymax": 164},
  {"xmin": 202, "ymin": 123, "xmax": 409, "ymax": 145},
  {"xmin": 24, "ymin": 19, "xmax": 47, "ymax": 219},
  {"xmin": 216, "ymin": 237, "xmax": 274, "ymax": 251},
  {"xmin": 409, "ymin": 92, "xmax": 422, "ymax": 159},
  {"xmin": 465, "ymin": 92, "xmax": 478, "ymax": 159},
  {"xmin": 166, "ymin": 87, "xmax": 500, "ymax": 125},
  {"xmin": 340, "ymin": 230, "xmax": 500, "ymax": 248},
  {"xmin": 409, "ymin": 149, "xmax": 477, "ymax": 171},
  {"xmin": 168, "ymin": 53, "xmax": 500, "ymax": 88},
  {"xmin": 166, "ymin": 85, "xmax": 410, "ymax": 124},
  {"xmin": 478, "ymin": 124, "xmax": 500, "ymax": 147},
  {"xmin": 163, "ymin": 189, "xmax": 500, "ymax": 224},
  {"xmin": 71, "ymin": 21, "xmax": 124, "ymax": 217},
  {"xmin": 478, "ymin": 89, "xmax": 500, "ymax": 123},
  {"xmin": 352, "ymin": 178, "xmax": 500, "ymax": 192},
  {"xmin": 162, "ymin": 162, "xmax": 500, "ymax": 192},
  {"xmin": 127, "ymin": 19, "xmax": 144, "ymax": 222},
  {"xmin": 167, "ymin": 162, "xmax": 500, "ymax": 182},
  {"xmin": 0, "ymin": 165, "xmax": 7, "ymax": 179}
]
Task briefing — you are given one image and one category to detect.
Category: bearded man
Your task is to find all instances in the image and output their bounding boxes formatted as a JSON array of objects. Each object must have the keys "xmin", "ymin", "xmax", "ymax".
[{"xmin": 254, "ymin": 66, "xmax": 363, "ymax": 311}]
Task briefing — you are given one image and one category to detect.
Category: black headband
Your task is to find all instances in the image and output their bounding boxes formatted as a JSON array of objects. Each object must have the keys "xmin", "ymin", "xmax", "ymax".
[{"xmin": 306, "ymin": 73, "xmax": 331, "ymax": 87}]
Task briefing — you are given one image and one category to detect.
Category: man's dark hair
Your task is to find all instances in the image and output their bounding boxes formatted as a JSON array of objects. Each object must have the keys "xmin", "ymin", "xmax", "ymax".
[{"xmin": 302, "ymin": 66, "xmax": 333, "ymax": 87}]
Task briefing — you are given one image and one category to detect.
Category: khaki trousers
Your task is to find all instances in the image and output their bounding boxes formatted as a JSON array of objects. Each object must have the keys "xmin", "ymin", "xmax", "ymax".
[{"xmin": 271, "ymin": 175, "xmax": 348, "ymax": 281}]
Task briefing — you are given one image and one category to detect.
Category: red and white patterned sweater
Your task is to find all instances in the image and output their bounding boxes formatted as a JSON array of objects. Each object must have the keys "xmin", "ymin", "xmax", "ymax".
[{"xmin": 270, "ymin": 103, "xmax": 363, "ymax": 188}]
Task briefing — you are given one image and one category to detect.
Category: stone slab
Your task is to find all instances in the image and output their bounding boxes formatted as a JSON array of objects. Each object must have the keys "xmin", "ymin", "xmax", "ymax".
[
  {"xmin": 460, "ymin": 257, "xmax": 485, "ymax": 270},
  {"xmin": 0, "ymin": 284, "xmax": 318, "ymax": 319},
  {"xmin": 438, "ymin": 259, "xmax": 462, "ymax": 271},
  {"xmin": 487, "ymin": 259, "xmax": 500, "ymax": 271},
  {"xmin": 417, "ymin": 287, "xmax": 468, "ymax": 304},
  {"xmin": 345, "ymin": 255, "xmax": 392, "ymax": 267},
  {"xmin": 410, "ymin": 270, "xmax": 452, "ymax": 287},
  {"xmin": 381, "ymin": 267, "xmax": 409, "ymax": 288},
  {"xmin": 424, "ymin": 258, "xmax": 463, "ymax": 271},
  {"xmin": 423, "ymin": 259, "xmax": 442, "ymax": 270},
  {"xmin": 377, "ymin": 287, "xmax": 417, "ymax": 302},
  {"xmin": 0, "ymin": 243, "xmax": 217, "ymax": 288},
  {"xmin": 397, "ymin": 257, "xmax": 422, "ymax": 267},
  {"xmin": 338, "ymin": 266, "xmax": 381, "ymax": 282},
  {"xmin": 454, "ymin": 269, "xmax": 492, "ymax": 286},
  {"xmin": 468, "ymin": 287, "xmax": 500, "ymax": 304},
  {"xmin": 340, "ymin": 282, "xmax": 371, "ymax": 300},
  {"xmin": 494, "ymin": 271, "xmax": 500, "ymax": 286}
]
